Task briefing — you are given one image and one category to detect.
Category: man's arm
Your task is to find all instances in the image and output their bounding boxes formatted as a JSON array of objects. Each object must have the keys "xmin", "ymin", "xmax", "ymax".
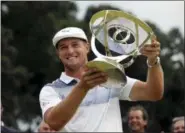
[
  {"xmin": 129, "ymin": 37, "xmax": 164, "ymax": 101},
  {"xmin": 130, "ymin": 61, "xmax": 164, "ymax": 101},
  {"xmin": 44, "ymin": 85, "xmax": 88, "ymax": 131},
  {"xmin": 43, "ymin": 68, "xmax": 108, "ymax": 131}
]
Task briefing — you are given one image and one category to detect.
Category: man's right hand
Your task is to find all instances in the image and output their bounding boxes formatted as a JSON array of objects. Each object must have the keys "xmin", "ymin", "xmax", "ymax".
[{"xmin": 78, "ymin": 67, "xmax": 108, "ymax": 91}]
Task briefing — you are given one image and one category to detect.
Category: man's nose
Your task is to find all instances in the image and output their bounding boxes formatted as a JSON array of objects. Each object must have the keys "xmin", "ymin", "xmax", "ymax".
[
  {"xmin": 175, "ymin": 128, "xmax": 184, "ymax": 133},
  {"xmin": 179, "ymin": 128, "xmax": 184, "ymax": 132},
  {"xmin": 131, "ymin": 118, "xmax": 137, "ymax": 123},
  {"xmin": 67, "ymin": 46, "xmax": 74, "ymax": 53}
]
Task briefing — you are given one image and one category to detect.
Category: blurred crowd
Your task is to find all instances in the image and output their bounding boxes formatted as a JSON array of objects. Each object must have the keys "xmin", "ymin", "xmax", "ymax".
[
  {"xmin": 36, "ymin": 105, "xmax": 185, "ymax": 133},
  {"xmin": 38, "ymin": 105, "xmax": 185, "ymax": 133},
  {"xmin": 1, "ymin": 102, "xmax": 184, "ymax": 133}
]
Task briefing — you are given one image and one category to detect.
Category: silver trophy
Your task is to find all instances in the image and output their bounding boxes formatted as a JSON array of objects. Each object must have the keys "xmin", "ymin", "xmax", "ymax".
[{"xmin": 86, "ymin": 10, "xmax": 155, "ymax": 89}]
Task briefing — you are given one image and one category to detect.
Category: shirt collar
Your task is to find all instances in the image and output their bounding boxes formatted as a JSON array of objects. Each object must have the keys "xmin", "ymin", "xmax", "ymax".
[{"xmin": 59, "ymin": 72, "xmax": 79, "ymax": 84}]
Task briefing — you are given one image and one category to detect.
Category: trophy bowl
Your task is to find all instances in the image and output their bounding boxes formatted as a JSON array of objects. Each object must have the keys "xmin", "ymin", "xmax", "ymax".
[
  {"xmin": 87, "ymin": 10, "xmax": 155, "ymax": 89},
  {"xmin": 86, "ymin": 56, "xmax": 127, "ymax": 89}
]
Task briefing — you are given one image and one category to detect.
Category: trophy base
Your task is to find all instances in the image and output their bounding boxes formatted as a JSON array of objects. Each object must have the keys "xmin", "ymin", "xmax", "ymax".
[{"xmin": 86, "ymin": 57, "xmax": 127, "ymax": 89}]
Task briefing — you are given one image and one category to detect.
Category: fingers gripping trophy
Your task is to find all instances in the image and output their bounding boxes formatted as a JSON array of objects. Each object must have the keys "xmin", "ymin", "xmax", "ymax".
[{"xmin": 86, "ymin": 10, "xmax": 155, "ymax": 89}]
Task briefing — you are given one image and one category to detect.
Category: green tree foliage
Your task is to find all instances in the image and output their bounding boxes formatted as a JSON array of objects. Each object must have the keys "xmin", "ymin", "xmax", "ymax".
[
  {"xmin": 1, "ymin": 2, "xmax": 184, "ymax": 132},
  {"xmin": 1, "ymin": 1, "xmax": 78, "ymax": 131}
]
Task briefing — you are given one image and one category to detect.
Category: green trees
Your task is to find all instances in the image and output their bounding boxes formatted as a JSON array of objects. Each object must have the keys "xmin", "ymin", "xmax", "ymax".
[{"xmin": 1, "ymin": 1, "xmax": 78, "ymax": 131}]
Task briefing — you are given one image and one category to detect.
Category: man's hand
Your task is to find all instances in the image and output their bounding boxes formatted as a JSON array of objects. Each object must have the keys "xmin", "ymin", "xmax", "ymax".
[
  {"xmin": 140, "ymin": 36, "xmax": 161, "ymax": 65},
  {"xmin": 38, "ymin": 120, "xmax": 56, "ymax": 132},
  {"xmin": 77, "ymin": 67, "xmax": 108, "ymax": 91}
]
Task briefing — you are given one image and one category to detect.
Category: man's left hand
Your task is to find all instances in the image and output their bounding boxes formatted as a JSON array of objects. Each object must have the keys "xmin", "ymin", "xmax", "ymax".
[{"xmin": 139, "ymin": 36, "xmax": 161, "ymax": 65}]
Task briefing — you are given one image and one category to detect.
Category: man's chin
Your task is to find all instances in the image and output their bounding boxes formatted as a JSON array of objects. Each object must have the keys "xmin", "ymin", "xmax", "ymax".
[
  {"xmin": 65, "ymin": 63, "xmax": 82, "ymax": 69},
  {"xmin": 130, "ymin": 127, "xmax": 139, "ymax": 132}
]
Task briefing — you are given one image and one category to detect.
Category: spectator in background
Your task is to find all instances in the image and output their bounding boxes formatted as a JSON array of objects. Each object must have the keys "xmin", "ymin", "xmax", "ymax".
[
  {"xmin": 127, "ymin": 105, "xmax": 149, "ymax": 133},
  {"xmin": 171, "ymin": 116, "xmax": 184, "ymax": 133}
]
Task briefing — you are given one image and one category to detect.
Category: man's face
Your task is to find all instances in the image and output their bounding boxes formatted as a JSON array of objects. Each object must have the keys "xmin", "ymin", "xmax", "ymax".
[
  {"xmin": 57, "ymin": 38, "xmax": 89, "ymax": 71},
  {"xmin": 128, "ymin": 110, "xmax": 147, "ymax": 133},
  {"xmin": 173, "ymin": 120, "xmax": 185, "ymax": 133}
]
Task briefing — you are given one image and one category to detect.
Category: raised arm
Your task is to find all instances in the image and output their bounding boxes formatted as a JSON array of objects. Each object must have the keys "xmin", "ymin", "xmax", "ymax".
[{"xmin": 129, "ymin": 37, "xmax": 164, "ymax": 101}]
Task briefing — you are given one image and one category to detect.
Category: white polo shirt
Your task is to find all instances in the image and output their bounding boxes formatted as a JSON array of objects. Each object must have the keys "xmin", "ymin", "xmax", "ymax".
[{"xmin": 39, "ymin": 72, "xmax": 137, "ymax": 132}]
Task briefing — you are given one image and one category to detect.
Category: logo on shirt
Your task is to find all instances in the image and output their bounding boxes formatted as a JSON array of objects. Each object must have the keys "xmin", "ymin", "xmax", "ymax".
[{"xmin": 41, "ymin": 101, "xmax": 50, "ymax": 107}]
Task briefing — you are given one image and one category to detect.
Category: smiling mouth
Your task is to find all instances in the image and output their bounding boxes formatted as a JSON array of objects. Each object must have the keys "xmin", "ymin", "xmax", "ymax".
[
  {"xmin": 67, "ymin": 56, "xmax": 77, "ymax": 60},
  {"xmin": 131, "ymin": 124, "xmax": 139, "ymax": 128}
]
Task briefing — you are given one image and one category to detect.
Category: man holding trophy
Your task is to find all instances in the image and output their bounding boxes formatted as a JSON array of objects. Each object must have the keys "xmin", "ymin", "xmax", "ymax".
[{"xmin": 39, "ymin": 10, "xmax": 164, "ymax": 132}]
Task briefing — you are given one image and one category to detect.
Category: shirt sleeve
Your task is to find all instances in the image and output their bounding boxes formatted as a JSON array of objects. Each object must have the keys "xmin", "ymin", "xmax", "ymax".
[
  {"xmin": 39, "ymin": 86, "xmax": 61, "ymax": 117},
  {"xmin": 119, "ymin": 76, "xmax": 138, "ymax": 101}
]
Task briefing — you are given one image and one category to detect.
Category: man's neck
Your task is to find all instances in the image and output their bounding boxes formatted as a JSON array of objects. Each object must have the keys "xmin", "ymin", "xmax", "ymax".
[{"xmin": 65, "ymin": 66, "xmax": 86, "ymax": 79}]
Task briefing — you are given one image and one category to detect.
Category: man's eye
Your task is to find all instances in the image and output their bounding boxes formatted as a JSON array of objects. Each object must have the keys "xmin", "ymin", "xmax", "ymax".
[
  {"xmin": 60, "ymin": 46, "xmax": 67, "ymax": 49},
  {"xmin": 73, "ymin": 43, "xmax": 79, "ymax": 47}
]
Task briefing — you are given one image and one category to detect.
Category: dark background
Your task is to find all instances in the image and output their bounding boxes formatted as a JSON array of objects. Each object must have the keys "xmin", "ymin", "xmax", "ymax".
[{"xmin": 1, "ymin": 1, "xmax": 184, "ymax": 132}]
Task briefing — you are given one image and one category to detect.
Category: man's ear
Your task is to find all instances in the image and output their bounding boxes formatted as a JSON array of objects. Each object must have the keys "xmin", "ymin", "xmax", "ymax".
[
  {"xmin": 86, "ymin": 42, "xmax": 91, "ymax": 54},
  {"xmin": 56, "ymin": 49, "xmax": 59, "ymax": 56},
  {"xmin": 144, "ymin": 120, "xmax": 148, "ymax": 126}
]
